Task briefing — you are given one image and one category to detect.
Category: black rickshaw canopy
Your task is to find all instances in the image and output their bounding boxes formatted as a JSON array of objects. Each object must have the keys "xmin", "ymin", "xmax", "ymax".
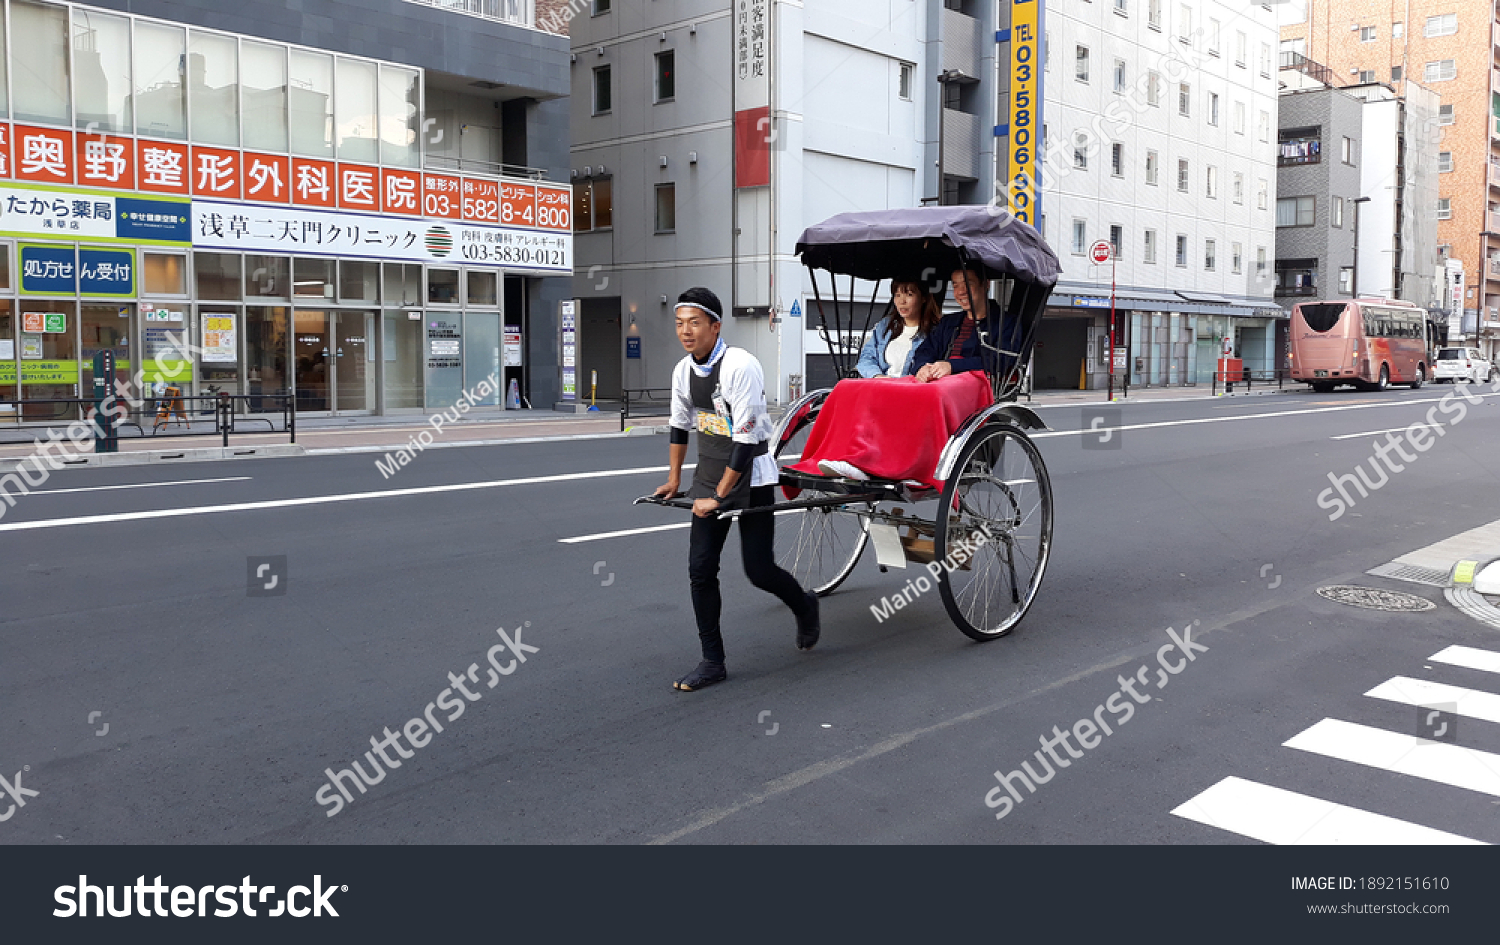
[{"xmin": 794, "ymin": 206, "xmax": 1062, "ymax": 287}]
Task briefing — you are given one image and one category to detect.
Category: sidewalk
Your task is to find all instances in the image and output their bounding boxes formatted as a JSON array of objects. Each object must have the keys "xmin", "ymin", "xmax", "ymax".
[{"xmin": 1019, "ymin": 383, "xmax": 1295, "ymax": 407}]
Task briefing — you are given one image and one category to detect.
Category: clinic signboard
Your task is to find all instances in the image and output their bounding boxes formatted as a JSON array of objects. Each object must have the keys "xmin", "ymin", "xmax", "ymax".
[{"xmin": 18, "ymin": 243, "xmax": 136, "ymax": 296}]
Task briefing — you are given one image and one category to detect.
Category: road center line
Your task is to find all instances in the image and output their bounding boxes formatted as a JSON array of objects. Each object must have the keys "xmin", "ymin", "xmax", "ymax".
[
  {"xmin": 1330, "ymin": 425, "xmax": 1438, "ymax": 440},
  {"xmin": 0, "ymin": 463, "xmax": 694, "ymax": 533},
  {"xmin": 25, "ymin": 476, "xmax": 251, "ymax": 496}
]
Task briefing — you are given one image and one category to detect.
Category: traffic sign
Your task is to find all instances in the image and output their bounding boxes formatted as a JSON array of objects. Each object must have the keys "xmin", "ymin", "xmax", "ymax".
[{"xmin": 1090, "ymin": 240, "xmax": 1113, "ymax": 264}]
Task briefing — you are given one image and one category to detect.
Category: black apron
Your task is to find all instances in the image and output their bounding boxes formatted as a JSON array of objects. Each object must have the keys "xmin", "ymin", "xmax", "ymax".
[{"xmin": 688, "ymin": 355, "xmax": 766, "ymax": 509}]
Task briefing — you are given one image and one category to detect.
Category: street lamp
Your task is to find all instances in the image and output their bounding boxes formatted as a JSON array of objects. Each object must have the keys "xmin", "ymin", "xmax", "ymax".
[{"xmin": 1350, "ymin": 196, "xmax": 1371, "ymax": 298}]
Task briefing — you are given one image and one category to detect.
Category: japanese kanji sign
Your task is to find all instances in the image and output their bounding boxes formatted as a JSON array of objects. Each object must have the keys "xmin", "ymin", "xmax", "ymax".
[
  {"xmin": 20, "ymin": 243, "xmax": 77, "ymax": 295},
  {"xmin": 0, "ymin": 182, "xmax": 189, "ymax": 245},
  {"xmin": 78, "ymin": 246, "xmax": 136, "ymax": 297},
  {"xmin": 191, "ymin": 199, "xmax": 572, "ymax": 274}
]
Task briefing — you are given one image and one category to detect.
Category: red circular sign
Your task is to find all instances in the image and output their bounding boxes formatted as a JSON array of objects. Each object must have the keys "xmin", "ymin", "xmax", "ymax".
[{"xmin": 1090, "ymin": 240, "xmax": 1113, "ymax": 264}]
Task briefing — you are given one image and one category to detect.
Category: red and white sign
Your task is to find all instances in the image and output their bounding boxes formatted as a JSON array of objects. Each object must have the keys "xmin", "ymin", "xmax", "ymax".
[
  {"xmin": 535, "ymin": 184, "xmax": 571, "ymax": 230},
  {"xmin": 1090, "ymin": 240, "xmax": 1113, "ymax": 264},
  {"xmin": 292, "ymin": 158, "xmax": 337, "ymax": 208},
  {"xmin": 76, "ymin": 133, "xmax": 134, "ymax": 190},
  {"xmin": 500, "ymin": 181, "xmax": 535, "ymax": 228},
  {"xmin": 0, "ymin": 125, "xmax": 13, "ymax": 178},
  {"xmin": 381, "ymin": 168, "xmax": 422, "ymax": 216},
  {"xmin": 244, "ymin": 152, "xmax": 290, "ymax": 203},
  {"xmin": 192, "ymin": 146, "xmax": 241, "ymax": 199},
  {"xmin": 463, "ymin": 178, "xmax": 500, "ymax": 223},
  {"xmin": 422, "ymin": 172, "xmax": 463, "ymax": 220},
  {"xmin": 15, "ymin": 125, "xmax": 73, "ymax": 184},
  {"xmin": 137, "ymin": 139, "xmax": 190, "ymax": 194}
]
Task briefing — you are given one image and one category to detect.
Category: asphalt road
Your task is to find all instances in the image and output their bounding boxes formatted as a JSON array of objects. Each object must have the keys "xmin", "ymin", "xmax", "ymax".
[{"xmin": 6, "ymin": 383, "xmax": 1500, "ymax": 845}]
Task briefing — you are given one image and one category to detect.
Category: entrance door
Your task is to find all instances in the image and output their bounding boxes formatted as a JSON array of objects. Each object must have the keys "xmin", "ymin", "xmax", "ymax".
[
  {"xmin": 579, "ymin": 297, "xmax": 622, "ymax": 402},
  {"xmin": 334, "ymin": 310, "xmax": 375, "ymax": 414},
  {"xmin": 294, "ymin": 309, "xmax": 330, "ymax": 412}
]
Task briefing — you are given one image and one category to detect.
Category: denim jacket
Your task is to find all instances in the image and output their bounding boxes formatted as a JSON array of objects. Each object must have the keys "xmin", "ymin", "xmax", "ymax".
[{"xmin": 855, "ymin": 319, "xmax": 927, "ymax": 378}]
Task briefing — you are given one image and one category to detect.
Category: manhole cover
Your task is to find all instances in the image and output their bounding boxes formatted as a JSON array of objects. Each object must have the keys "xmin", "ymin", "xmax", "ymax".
[{"xmin": 1316, "ymin": 585, "xmax": 1436, "ymax": 612}]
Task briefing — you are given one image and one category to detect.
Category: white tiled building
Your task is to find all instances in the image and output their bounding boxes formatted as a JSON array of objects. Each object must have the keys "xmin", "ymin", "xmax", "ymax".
[{"xmin": 1024, "ymin": 0, "xmax": 1282, "ymax": 387}]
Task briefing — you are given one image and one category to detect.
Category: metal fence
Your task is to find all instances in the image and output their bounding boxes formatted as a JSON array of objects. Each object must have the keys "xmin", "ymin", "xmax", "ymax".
[{"xmin": 0, "ymin": 393, "xmax": 296, "ymax": 447}]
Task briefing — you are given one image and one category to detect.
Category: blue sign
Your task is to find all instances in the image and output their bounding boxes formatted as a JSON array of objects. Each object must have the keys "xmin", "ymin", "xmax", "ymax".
[
  {"xmin": 79, "ymin": 247, "xmax": 135, "ymax": 297},
  {"xmin": 19, "ymin": 243, "xmax": 76, "ymax": 294},
  {"xmin": 115, "ymin": 197, "xmax": 191, "ymax": 243},
  {"xmin": 1073, "ymin": 297, "xmax": 1111, "ymax": 308},
  {"xmin": 789, "ymin": 299, "xmax": 802, "ymax": 318},
  {"xmin": 626, "ymin": 337, "xmax": 641, "ymax": 360}
]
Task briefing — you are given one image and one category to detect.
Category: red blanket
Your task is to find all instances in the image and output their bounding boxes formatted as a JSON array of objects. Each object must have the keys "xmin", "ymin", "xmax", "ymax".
[{"xmin": 787, "ymin": 371, "xmax": 993, "ymax": 489}]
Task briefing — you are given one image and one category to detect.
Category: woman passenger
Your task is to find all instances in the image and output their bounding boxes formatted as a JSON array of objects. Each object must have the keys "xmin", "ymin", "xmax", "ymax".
[{"xmin": 855, "ymin": 281, "xmax": 941, "ymax": 378}]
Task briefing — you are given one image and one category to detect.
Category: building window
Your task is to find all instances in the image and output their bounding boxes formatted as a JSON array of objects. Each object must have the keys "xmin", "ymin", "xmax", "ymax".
[
  {"xmin": 1144, "ymin": 229, "xmax": 1158, "ymax": 264},
  {"xmin": 1278, "ymin": 127, "xmax": 1321, "ymax": 166},
  {"xmin": 1437, "ymin": 197, "xmax": 1451, "ymax": 219},
  {"xmin": 1332, "ymin": 195, "xmax": 1344, "ymax": 227},
  {"xmin": 1257, "ymin": 110, "xmax": 1269, "ymax": 142},
  {"xmin": 1257, "ymin": 178, "xmax": 1268, "ymax": 210},
  {"xmin": 1438, "ymin": 244, "xmax": 1451, "ymax": 259},
  {"xmin": 1233, "ymin": 172, "xmax": 1243, "ymax": 203},
  {"xmin": 1109, "ymin": 224, "xmax": 1124, "ymax": 259},
  {"xmin": 1111, "ymin": 142, "xmax": 1124, "ymax": 176},
  {"xmin": 288, "ymin": 49, "xmax": 333, "ymax": 157},
  {"xmin": 1338, "ymin": 267, "xmax": 1353, "ymax": 293},
  {"xmin": 1358, "ymin": 25, "xmax": 1377, "ymax": 42},
  {"xmin": 1113, "ymin": 58, "xmax": 1127, "ymax": 93},
  {"xmin": 1276, "ymin": 260, "xmax": 1317, "ymax": 295},
  {"xmin": 1208, "ymin": 17, "xmax": 1221, "ymax": 55},
  {"xmin": 1177, "ymin": 158, "xmax": 1189, "ymax": 192},
  {"xmin": 1072, "ymin": 219, "xmax": 1088, "ymax": 254},
  {"xmin": 1438, "ymin": 104, "xmax": 1455, "ymax": 124},
  {"xmin": 1175, "ymin": 234, "xmax": 1188, "ymax": 267},
  {"xmin": 1394, "ymin": 21, "xmax": 1404, "ymax": 37},
  {"xmin": 1232, "ymin": 242, "xmax": 1243, "ymax": 274},
  {"xmin": 1235, "ymin": 31, "xmax": 1247, "ymax": 67},
  {"xmin": 1207, "ymin": 92, "xmax": 1219, "ymax": 125},
  {"xmin": 592, "ymin": 0, "xmax": 611, "ymax": 13},
  {"xmin": 1260, "ymin": 43, "xmax": 1271, "ymax": 77},
  {"xmin": 1204, "ymin": 239, "xmax": 1216, "ymax": 271},
  {"xmin": 1114, "ymin": 0, "xmax": 1129, "ymax": 14},
  {"xmin": 1178, "ymin": 4, "xmax": 1192, "ymax": 44},
  {"xmin": 655, "ymin": 50, "xmax": 675, "ymax": 102},
  {"xmin": 1145, "ymin": 149, "xmax": 1159, "ymax": 184},
  {"xmin": 14, "ymin": 0, "xmax": 71, "ymax": 125},
  {"xmin": 1356, "ymin": 70, "xmax": 1375, "ymax": 83},
  {"xmin": 1276, "ymin": 195, "xmax": 1315, "ymax": 226},
  {"xmin": 1178, "ymin": 82, "xmax": 1191, "ymax": 116},
  {"xmin": 1256, "ymin": 246, "xmax": 1267, "ymax": 276},
  {"xmin": 655, "ymin": 183, "xmax": 676, "ymax": 232},
  {"xmin": 1147, "ymin": 72, "xmax": 1161, "ymax": 106},
  {"xmin": 1148, "ymin": 0, "xmax": 1162, "ymax": 30},
  {"xmin": 1234, "ymin": 101, "xmax": 1246, "ymax": 134},
  {"xmin": 1391, "ymin": 65, "xmax": 1403, "ymax": 82},
  {"xmin": 1438, "ymin": 151, "xmax": 1454, "ymax": 172},
  {"xmin": 1076, "ymin": 45, "xmax": 1091, "ymax": 82},
  {"xmin": 899, "ymin": 62, "xmax": 914, "ymax": 100},
  {"xmin": 1205, "ymin": 165, "xmax": 1217, "ymax": 198},
  {"xmin": 1074, "ymin": 132, "xmax": 1089, "ymax": 169},
  {"xmin": 593, "ymin": 65, "xmax": 612, "ymax": 114},
  {"xmin": 573, "ymin": 177, "xmax": 613, "ymax": 232},
  {"xmin": 1341, "ymin": 136, "xmax": 1355, "ymax": 165},
  {"xmin": 1424, "ymin": 60, "xmax": 1457, "ymax": 82},
  {"xmin": 1424, "ymin": 13, "xmax": 1457, "ymax": 37}
]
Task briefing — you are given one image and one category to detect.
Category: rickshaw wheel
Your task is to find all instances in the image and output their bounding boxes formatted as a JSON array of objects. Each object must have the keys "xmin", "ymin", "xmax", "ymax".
[
  {"xmin": 934, "ymin": 423, "xmax": 1052, "ymax": 640},
  {"xmin": 772, "ymin": 413, "xmax": 871, "ymax": 596}
]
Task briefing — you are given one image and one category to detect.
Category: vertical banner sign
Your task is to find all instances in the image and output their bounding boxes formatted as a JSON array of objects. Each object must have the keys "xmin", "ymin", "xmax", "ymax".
[
  {"xmin": 560, "ymin": 300, "xmax": 577, "ymax": 400},
  {"xmin": 733, "ymin": 0, "xmax": 771, "ymax": 188},
  {"xmin": 1003, "ymin": 0, "xmax": 1042, "ymax": 226}
]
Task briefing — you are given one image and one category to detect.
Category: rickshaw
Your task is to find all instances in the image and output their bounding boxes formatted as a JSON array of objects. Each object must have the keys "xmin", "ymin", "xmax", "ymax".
[{"xmin": 638, "ymin": 205, "xmax": 1061, "ymax": 641}]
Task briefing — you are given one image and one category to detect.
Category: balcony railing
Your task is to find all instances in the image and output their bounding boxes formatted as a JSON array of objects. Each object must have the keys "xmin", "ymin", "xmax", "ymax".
[
  {"xmin": 1274, "ymin": 284, "xmax": 1318, "ymax": 297},
  {"xmin": 1279, "ymin": 51, "xmax": 1335, "ymax": 87},
  {"xmin": 941, "ymin": 108, "xmax": 980, "ymax": 180},
  {"xmin": 403, "ymin": 0, "xmax": 532, "ymax": 28},
  {"xmin": 1490, "ymin": 161, "xmax": 1500, "ymax": 189},
  {"xmin": 1492, "ymin": 210, "xmax": 1500, "ymax": 232},
  {"xmin": 941, "ymin": 7, "xmax": 980, "ymax": 81},
  {"xmin": 424, "ymin": 155, "xmax": 550, "ymax": 181}
]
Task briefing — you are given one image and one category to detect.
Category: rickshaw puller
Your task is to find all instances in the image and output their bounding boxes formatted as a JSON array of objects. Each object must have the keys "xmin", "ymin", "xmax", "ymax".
[{"xmin": 654, "ymin": 287, "xmax": 820, "ymax": 692}]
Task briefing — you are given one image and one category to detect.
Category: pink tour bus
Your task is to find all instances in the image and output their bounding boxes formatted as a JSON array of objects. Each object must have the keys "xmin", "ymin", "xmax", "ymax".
[{"xmin": 1288, "ymin": 297, "xmax": 1428, "ymax": 392}]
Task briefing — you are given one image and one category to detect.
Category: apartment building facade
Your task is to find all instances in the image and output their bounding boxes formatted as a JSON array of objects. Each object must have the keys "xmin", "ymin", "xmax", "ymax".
[
  {"xmin": 1280, "ymin": 0, "xmax": 1500, "ymax": 354},
  {"xmin": 996, "ymin": 0, "xmax": 1282, "ymax": 388},
  {"xmin": 0, "ymin": 0, "xmax": 572, "ymax": 418}
]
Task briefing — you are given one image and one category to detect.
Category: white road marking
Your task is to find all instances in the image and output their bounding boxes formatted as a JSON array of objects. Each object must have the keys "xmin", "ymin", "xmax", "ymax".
[
  {"xmin": 1171, "ymin": 776, "xmax": 1484, "ymax": 845},
  {"xmin": 1036, "ymin": 390, "xmax": 1500, "ymax": 440},
  {"xmin": 1284, "ymin": 718, "xmax": 1500, "ymax": 797},
  {"xmin": 0, "ymin": 463, "xmax": 693, "ymax": 533},
  {"xmin": 1330, "ymin": 424, "xmax": 1438, "ymax": 440},
  {"xmin": 1366, "ymin": 676, "xmax": 1500, "ymax": 725},
  {"xmin": 1430, "ymin": 645, "xmax": 1500, "ymax": 675},
  {"xmin": 24, "ymin": 476, "xmax": 251, "ymax": 496}
]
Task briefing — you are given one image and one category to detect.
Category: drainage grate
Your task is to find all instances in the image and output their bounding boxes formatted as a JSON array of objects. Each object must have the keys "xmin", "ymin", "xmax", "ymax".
[
  {"xmin": 1317, "ymin": 585, "xmax": 1437, "ymax": 612},
  {"xmin": 1366, "ymin": 562, "xmax": 1452, "ymax": 587}
]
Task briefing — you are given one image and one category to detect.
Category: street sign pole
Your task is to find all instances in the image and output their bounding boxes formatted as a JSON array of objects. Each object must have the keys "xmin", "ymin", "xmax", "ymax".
[{"xmin": 1090, "ymin": 240, "xmax": 1115, "ymax": 402}]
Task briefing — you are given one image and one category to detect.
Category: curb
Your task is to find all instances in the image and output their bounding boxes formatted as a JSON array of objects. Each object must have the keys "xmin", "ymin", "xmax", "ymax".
[{"xmin": 0, "ymin": 443, "xmax": 307, "ymax": 472}]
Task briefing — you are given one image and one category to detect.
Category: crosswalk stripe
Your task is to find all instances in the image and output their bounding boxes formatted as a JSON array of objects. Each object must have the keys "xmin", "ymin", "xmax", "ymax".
[
  {"xmin": 1430, "ymin": 645, "xmax": 1500, "ymax": 675},
  {"xmin": 1366, "ymin": 677, "xmax": 1500, "ymax": 725},
  {"xmin": 1171, "ymin": 776, "xmax": 1485, "ymax": 845},
  {"xmin": 1284, "ymin": 718, "xmax": 1500, "ymax": 798}
]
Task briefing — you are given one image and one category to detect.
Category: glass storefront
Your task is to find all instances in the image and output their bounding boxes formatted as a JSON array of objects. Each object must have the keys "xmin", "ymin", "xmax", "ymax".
[{"xmin": 0, "ymin": 242, "xmax": 520, "ymax": 417}]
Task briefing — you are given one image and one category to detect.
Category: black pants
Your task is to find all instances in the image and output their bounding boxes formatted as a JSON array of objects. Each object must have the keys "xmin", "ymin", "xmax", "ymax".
[{"xmin": 689, "ymin": 484, "xmax": 810, "ymax": 663}]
